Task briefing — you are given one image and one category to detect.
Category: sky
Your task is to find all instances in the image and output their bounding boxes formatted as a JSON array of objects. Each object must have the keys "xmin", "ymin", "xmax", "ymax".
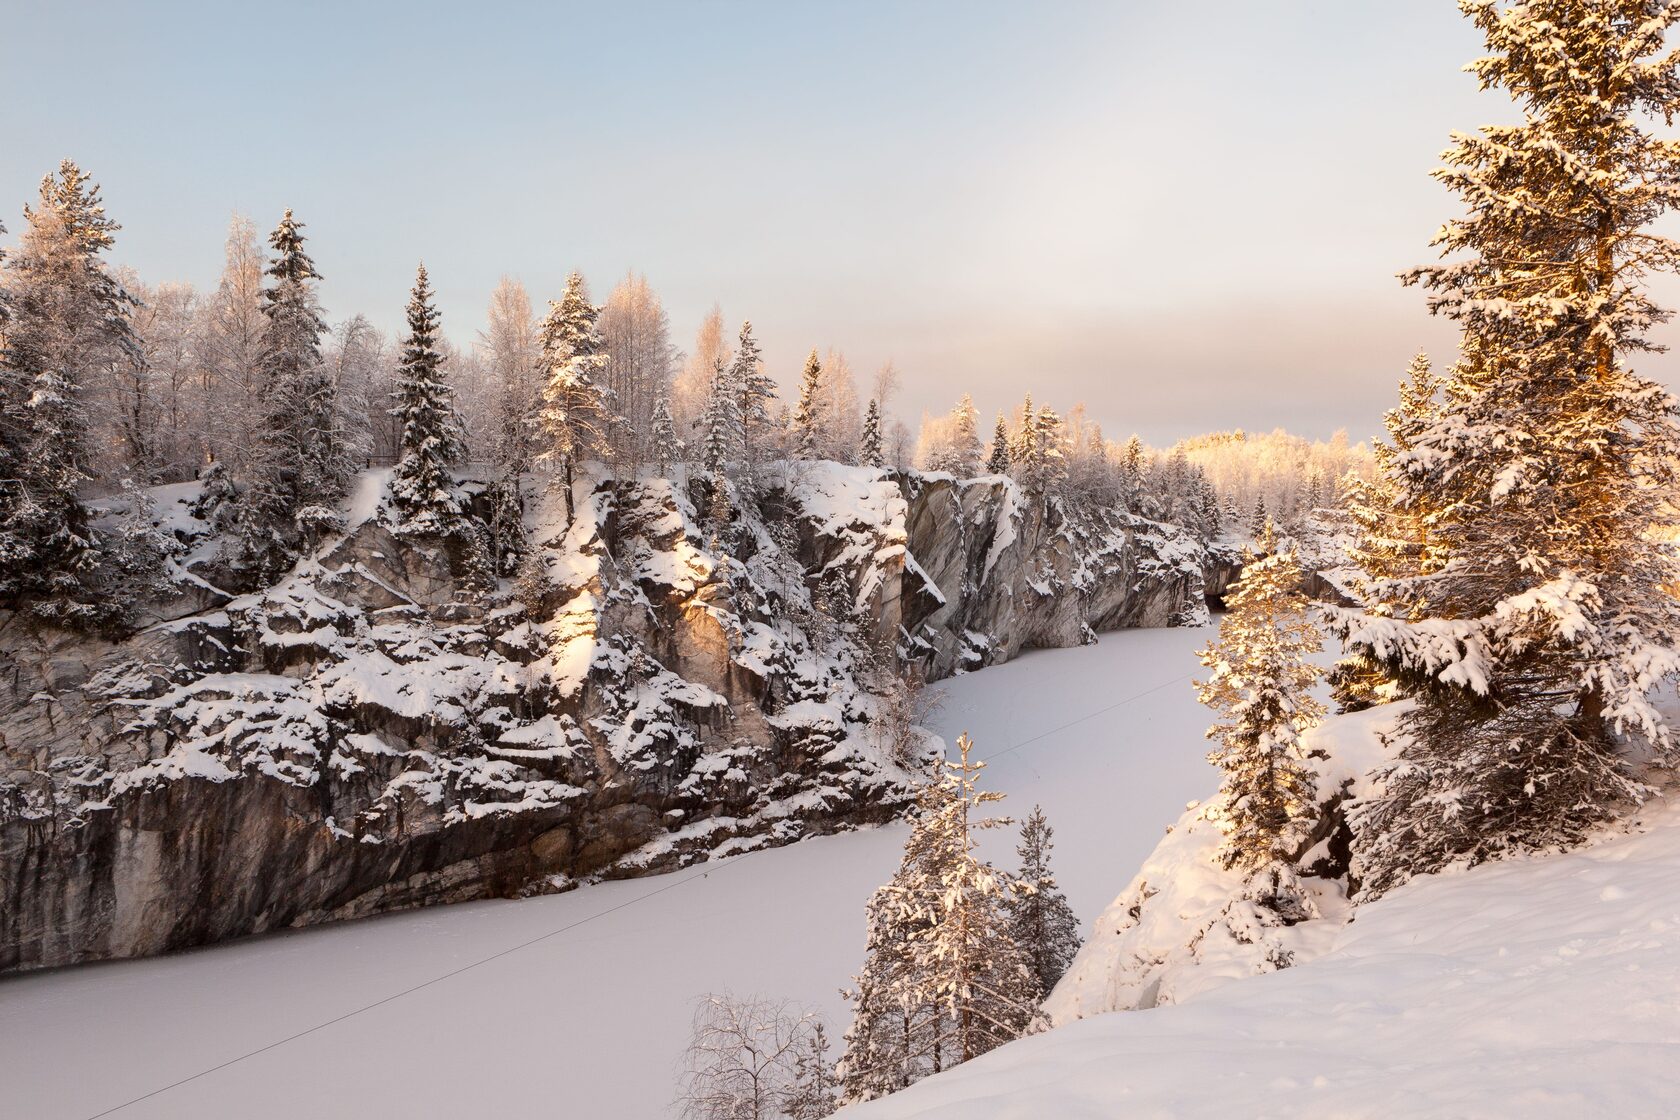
[{"xmin": 5, "ymin": 0, "xmax": 1671, "ymax": 446}]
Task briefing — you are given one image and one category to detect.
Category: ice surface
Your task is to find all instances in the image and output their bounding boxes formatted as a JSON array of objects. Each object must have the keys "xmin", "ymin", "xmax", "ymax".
[{"xmin": 0, "ymin": 626, "xmax": 1216, "ymax": 1120}]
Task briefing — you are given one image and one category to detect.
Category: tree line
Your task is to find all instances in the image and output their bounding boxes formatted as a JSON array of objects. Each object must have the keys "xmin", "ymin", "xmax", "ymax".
[{"xmin": 2, "ymin": 167, "xmax": 1326, "ymax": 634}]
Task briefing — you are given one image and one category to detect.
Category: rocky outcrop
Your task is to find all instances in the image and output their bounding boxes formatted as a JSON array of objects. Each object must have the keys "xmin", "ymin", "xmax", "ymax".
[{"xmin": 0, "ymin": 463, "xmax": 1219, "ymax": 973}]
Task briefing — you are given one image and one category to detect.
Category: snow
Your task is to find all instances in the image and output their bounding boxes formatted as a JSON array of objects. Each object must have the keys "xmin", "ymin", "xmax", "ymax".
[
  {"xmin": 6, "ymin": 620, "xmax": 1672, "ymax": 1119},
  {"xmin": 342, "ymin": 467, "xmax": 394, "ymax": 531},
  {"xmin": 851, "ymin": 793, "xmax": 1680, "ymax": 1119},
  {"xmin": 0, "ymin": 625, "xmax": 1215, "ymax": 1120}
]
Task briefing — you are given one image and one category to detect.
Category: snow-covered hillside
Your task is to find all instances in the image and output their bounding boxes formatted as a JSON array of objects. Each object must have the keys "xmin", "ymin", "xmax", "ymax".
[
  {"xmin": 0, "ymin": 625, "xmax": 1218, "ymax": 1120},
  {"xmin": 848, "ymin": 725, "xmax": 1680, "ymax": 1119}
]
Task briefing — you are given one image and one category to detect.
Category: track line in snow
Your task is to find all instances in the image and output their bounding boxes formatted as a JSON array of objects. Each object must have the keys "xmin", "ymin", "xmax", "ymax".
[{"xmin": 84, "ymin": 851, "xmax": 758, "ymax": 1119}]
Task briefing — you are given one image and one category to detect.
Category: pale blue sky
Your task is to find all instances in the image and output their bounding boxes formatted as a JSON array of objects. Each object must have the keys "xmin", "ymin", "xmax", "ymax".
[{"xmin": 6, "ymin": 0, "xmax": 1647, "ymax": 443}]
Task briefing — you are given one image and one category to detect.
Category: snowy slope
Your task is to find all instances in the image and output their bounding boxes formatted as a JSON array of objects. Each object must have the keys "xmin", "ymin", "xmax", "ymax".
[
  {"xmin": 0, "ymin": 626, "xmax": 1218, "ymax": 1120},
  {"xmin": 847, "ymin": 786, "xmax": 1680, "ymax": 1117}
]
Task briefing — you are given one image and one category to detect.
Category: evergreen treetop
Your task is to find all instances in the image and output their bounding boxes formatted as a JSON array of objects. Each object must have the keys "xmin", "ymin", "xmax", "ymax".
[
  {"xmin": 1003, "ymin": 805, "xmax": 1082, "ymax": 1000},
  {"xmin": 1196, "ymin": 521, "xmax": 1324, "ymax": 910},
  {"xmin": 860, "ymin": 398, "xmax": 884, "ymax": 468},
  {"xmin": 986, "ymin": 411, "xmax": 1010, "ymax": 475},
  {"xmin": 793, "ymin": 349, "xmax": 823, "ymax": 459},
  {"xmin": 1333, "ymin": 0, "xmax": 1680, "ymax": 892},
  {"xmin": 388, "ymin": 263, "xmax": 467, "ymax": 535}
]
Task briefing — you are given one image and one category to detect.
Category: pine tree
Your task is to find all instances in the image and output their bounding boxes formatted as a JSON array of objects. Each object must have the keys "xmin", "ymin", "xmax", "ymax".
[
  {"xmin": 1028, "ymin": 404, "xmax": 1066, "ymax": 493},
  {"xmin": 1335, "ymin": 3, "xmax": 1680, "ymax": 895},
  {"xmin": 537, "ymin": 271, "xmax": 614, "ymax": 526},
  {"xmin": 985, "ymin": 411, "xmax": 1010, "ymax": 475},
  {"xmin": 1331, "ymin": 353, "xmax": 1443, "ymax": 712},
  {"xmin": 1249, "ymin": 494, "xmax": 1267, "ymax": 537},
  {"xmin": 1120, "ymin": 434, "xmax": 1147, "ymax": 512},
  {"xmin": 388, "ymin": 263, "xmax": 467, "ymax": 535},
  {"xmin": 860, "ymin": 398, "xmax": 884, "ymax": 468},
  {"xmin": 1347, "ymin": 352, "xmax": 1442, "ymax": 598},
  {"xmin": 1196, "ymin": 521, "xmax": 1325, "ymax": 916},
  {"xmin": 839, "ymin": 867, "xmax": 931, "ymax": 1103},
  {"xmin": 793, "ymin": 349, "xmax": 823, "ymax": 459},
  {"xmin": 911, "ymin": 734, "xmax": 1037, "ymax": 1063},
  {"xmin": 0, "ymin": 162, "xmax": 141, "ymax": 626},
  {"xmin": 731, "ymin": 320, "xmax": 776, "ymax": 468},
  {"xmin": 1003, "ymin": 805, "xmax": 1082, "ymax": 1000}
]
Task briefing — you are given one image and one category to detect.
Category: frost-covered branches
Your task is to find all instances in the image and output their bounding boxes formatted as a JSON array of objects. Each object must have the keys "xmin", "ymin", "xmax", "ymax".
[
  {"xmin": 840, "ymin": 734, "xmax": 1037, "ymax": 1105},
  {"xmin": 537, "ymin": 271, "xmax": 616, "ymax": 525},
  {"xmin": 1335, "ymin": 0, "xmax": 1680, "ymax": 893},
  {"xmin": 387, "ymin": 264, "xmax": 467, "ymax": 535},
  {"xmin": 1196, "ymin": 522, "xmax": 1325, "ymax": 911},
  {"xmin": 675, "ymin": 995, "xmax": 835, "ymax": 1120}
]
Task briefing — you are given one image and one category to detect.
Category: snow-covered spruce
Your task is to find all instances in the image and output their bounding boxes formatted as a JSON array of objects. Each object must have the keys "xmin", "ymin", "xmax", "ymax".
[
  {"xmin": 1328, "ymin": 2, "xmax": 1680, "ymax": 895},
  {"xmin": 386, "ymin": 263, "xmax": 468, "ymax": 537},
  {"xmin": 1043, "ymin": 703, "xmax": 1393, "ymax": 1022},
  {"xmin": 233, "ymin": 208, "xmax": 352, "ymax": 578},
  {"xmin": 0, "ymin": 461, "xmax": 1215, "ymax": 972},
  {"xmin": 1004, "ymin": 804, "xmax": 1082, "ymax": 1000},
  {"xmin": 0, "ymin": 162, "xmax": 142, "ymax": 631},
  {"xmin": 840, "ymin": 735, "xmax": 1038, "ymax": 1105},
  {"xmin": 1194, "ymin": 520, "xmax": 1325, "ymax": 918},
  {"xmin": 536, "ymin": 271, "xmax": 615, "ymax": 526}
]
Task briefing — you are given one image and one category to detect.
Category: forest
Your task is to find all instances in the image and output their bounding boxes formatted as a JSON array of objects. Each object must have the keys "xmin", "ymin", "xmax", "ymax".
[{"xmin": 4, "ymin": 2, "xmax": 1679, "ymax": 1119}]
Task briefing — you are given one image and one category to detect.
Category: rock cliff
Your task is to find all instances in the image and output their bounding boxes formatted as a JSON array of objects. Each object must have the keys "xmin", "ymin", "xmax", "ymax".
[{"xmin": 0, "ymin": 463, "xmax": 1214, "ymax": 972}]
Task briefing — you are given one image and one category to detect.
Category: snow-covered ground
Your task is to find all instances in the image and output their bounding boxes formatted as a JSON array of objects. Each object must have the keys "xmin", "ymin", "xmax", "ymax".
[
  {"xmin": 849, "ymin": 795, "xmax": 1680, "ymax": 1120},
  {"xmin": 0, "ymin": 626, "xmax": 1217, "ymax": 1120}
]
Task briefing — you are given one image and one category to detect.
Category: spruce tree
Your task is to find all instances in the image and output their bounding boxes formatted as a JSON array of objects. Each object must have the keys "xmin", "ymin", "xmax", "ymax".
[
  {"xmin": 950, "ymin": 394, "xmax": 981, "ymax": 475},
  {"xmin": 388, "ymin": 263, "xmax": 467, "ymax": 535},
  {"xmin": 731, "ymin": 320, "xmax": 776, "ymax": 468},
  {"xmin": 1196, "ymin": 521, "xmax": 1325, "ymax": 915},
  {"xmin": 237, "ymin": 209, "xmax": 348, "ymax": 573},
  {"xmin": 793, "ymin": 349, "xmax": 823, "ymax": 459},
  {"xmin": 860, "ymin": 398, "xmax": 884, "ymax": 468},
  {"xmin": 537, "ymin": 271, "xmax": 614, "ymax": 526},
  {"xmin": 0, "ymin": 162, "xmax": 141, "ymax": 626},
  {"xmin": 1003, "ymin": 805, "xmax": 1082, "ymax": 1000},
  {"xmin": 784, "ymin": 1022, "xmax": 839, "ymax": 1119},
  {"xmin": 841, "ymin": 734, "xmax": 1036, "ymax": 1104},
  {"xmin": 700, "ymin": 356, "xmax": 741, "ymax": 479},
  {"xmin": 985, "ymin": 411, "xmax": 1010, "ymax": 475},
  {"xmin": 1331, "ymin": 352, "xmax": 1443, "ymax": 712},
  {"xmin": 1336, "ymin": 2, "xmax": 1680, "ymax": 894},
  {"xmin": 651, "ymin": 394, "xmax": 679, "ymax": 474}
]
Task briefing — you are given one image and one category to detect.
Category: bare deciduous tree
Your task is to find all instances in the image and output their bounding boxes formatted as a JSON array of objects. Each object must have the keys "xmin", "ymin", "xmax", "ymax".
[{"xmin": 675, "ymin": 994, "xmax": 832, "ymax": 1120}]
